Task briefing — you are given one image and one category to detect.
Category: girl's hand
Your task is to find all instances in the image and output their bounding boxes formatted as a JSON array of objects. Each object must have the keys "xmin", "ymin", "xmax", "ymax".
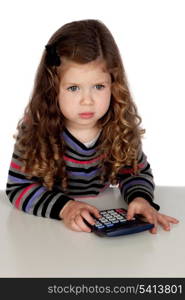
[
  {"xmin": 59, "ymin": 200, "xmax": 101, "ymax": 232},
  {"xmin": 127, "ymin": 197, "xmax": 179, "ymax": 234}
]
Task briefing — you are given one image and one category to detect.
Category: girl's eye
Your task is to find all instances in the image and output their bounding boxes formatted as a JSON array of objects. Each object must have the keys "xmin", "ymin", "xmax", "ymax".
[
  {"xmin": 95, "ymin": 84, "xmax": 105, "ymax": 90},
  {"xmin": 67, "ymin": 86, "xmax": 79, "ymax": 92},
  {"xmin": 67, "ymin": 84, "xmax": 105, "ymax": 91}
]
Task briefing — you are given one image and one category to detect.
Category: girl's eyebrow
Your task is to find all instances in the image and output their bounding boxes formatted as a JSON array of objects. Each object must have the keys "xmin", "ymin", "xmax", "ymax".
[{"xmin": 63, "ymin": 80, "xmax": 110, "ymax": 85}]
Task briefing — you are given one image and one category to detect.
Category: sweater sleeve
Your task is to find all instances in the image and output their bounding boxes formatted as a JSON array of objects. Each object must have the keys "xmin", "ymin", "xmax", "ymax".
[
  {"xmin": 117, "ymin": 146, "xmax": 160, "ymax": 211},
  {"xmin": 6, "ymin": 146, "xmax": 75, "ymax": 220}
]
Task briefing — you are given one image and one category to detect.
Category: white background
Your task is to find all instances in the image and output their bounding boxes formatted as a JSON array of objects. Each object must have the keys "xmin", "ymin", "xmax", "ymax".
[{"xmin": 0, "ymin": 0, "xmax": 184, "ymax": 189}]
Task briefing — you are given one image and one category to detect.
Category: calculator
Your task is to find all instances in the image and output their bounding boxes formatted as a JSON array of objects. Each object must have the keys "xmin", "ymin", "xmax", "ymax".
[{"xmin": 85, "ymin": 208, "xmax": 154, "ymax": 237}]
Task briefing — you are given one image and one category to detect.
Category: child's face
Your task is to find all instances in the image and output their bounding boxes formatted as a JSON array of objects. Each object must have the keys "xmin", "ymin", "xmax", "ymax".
[{"xmin": 58, "ymin": 58, "xmax": 111, "ymax": 130}]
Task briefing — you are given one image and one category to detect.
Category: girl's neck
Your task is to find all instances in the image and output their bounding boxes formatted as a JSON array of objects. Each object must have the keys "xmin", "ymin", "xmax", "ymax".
[{"xmin": 65, "ymin": 124, "xmax": 102, "ymax": 143}]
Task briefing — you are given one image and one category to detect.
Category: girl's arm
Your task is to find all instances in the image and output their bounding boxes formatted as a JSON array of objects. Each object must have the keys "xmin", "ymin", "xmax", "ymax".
[
  {"xmin": 117, "ymin": 146, "xmax": 160, "ymax": 211},
  {"xmin": 126, "ymin": 196, "xmax": 179, "ymax": 234},
  {"xmin": 116, "ymin": 147, "xmax": 179, "ymax": 233},
  {"xmin": 6, "ymin": 146, "xmax": 75, "ymax": 220}
]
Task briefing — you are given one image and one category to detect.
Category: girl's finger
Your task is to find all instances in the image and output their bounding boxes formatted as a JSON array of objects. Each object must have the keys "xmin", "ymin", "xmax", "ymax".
[
  {"xmin": 142, "ymin": 211, "xmax": 156, "ymax": 225},
  {"xmin": 149, "ymin": 226, "xmax": 157, "ymax": 234},
  {"xmin": 157, "ymin": 214, "xmax": 171, "ymax": 231},
  {"xmin": 126, "ymin": 205, "xmax": 135, "ymax": 220},
  {"xmin": 81, "ymin": 209, "xmax": 96, "ymax": 226},
  {"xmin": 141, "ymin": 211, "xmax": 158, "ymax": 233},
  {"xmin": 68, "ymin": 220, "xmax": 83, "ymax": 232},
  {"xmin": 87, "ymin": 205, "xmax": 101, "ymax": 219},
  {"xmin": 162, "ymin": 215, "xmax": 179, "ymax": 224},
  {"xmin": 74, "ymin": 215, "xmax": 92, "ymax": 232}
]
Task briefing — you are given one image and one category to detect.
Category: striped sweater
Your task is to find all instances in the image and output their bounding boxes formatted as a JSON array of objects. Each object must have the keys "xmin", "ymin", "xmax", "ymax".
[{"xmin": 6, "ymin": 127, "xmax": 160, "ymax": 220}]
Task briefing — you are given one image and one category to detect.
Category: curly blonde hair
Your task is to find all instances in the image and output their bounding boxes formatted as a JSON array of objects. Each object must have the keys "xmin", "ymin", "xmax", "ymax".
[{"xmin": 14, "ymin": 19, "xmax": 145, "ymax": 191}]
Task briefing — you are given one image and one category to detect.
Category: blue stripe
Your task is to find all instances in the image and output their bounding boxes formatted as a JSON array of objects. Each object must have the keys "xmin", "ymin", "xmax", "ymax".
[
  {"xmin": 122, "ymin": 179, "xmax": 152, "ymax": 191},
  {"xmin": 25, "ymin": 186, "xmax": 46, "ymax": 213},
  {"xmin": 8, "ymin": 175, "xmax": 34, "ymax": 184},
  {"xmin": 62, "ymin": 131, "xmax": 95, "ymax": 155},
  {"xmin": 68, "ymin": 169, "xmax": 98, "ymax": 177}
]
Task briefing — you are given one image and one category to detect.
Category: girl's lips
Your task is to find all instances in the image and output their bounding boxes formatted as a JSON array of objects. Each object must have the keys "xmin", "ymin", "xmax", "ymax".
[{"xmin": 79, "ymin": 113, "xmax": 94, "ymax": 119}]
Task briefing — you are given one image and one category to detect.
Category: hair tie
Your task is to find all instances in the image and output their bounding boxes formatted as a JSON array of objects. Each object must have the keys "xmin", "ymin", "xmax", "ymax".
[{"xmin": 45, "ymin": 43, "xmax": 61, "ymax": 66}]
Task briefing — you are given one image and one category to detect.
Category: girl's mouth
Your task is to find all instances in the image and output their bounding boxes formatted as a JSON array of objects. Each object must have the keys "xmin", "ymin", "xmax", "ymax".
[{"xmin": 79, "ymin": 113, "xmax": 94, "ymax": 119}]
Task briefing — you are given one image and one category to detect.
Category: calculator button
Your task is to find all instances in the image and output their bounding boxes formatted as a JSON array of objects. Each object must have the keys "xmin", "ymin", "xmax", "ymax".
[
  {"xmin": 95, "ymin": 221, "xmax": 102, "ymax": 225},
  {"xmin": 111, "ymin": 220, "xmax": 120, "ymax": 224},
  {"xmin": 103, "ymin": 222, "xmax": 112, "ymax": 225},
  {"xmin": 119, "ymin": 219, "xmax": 127, "ymax": 223},
  {"xmin": 100, "ymin": 212, "xmax": 107, "ymax": 216},
  {"xmin": 101, "ymin": 220, "xmax": 110, "ymax": 224},
  {"xmin": 119, "ymin": 213, "xmax": 127, "ymax": 217},
  {"xmin": 128, "ymin": 217, "xmax": 135, "ymax": 221},
  {"xmin": 117, "ymin": 216, "xmax": 124, "ymax": 220},
  {"xmin": 95, "ymin": 225, "xmax": 105, "ymax": 229},
  {"xmin": 111, "ymin": 213, "xmax": 119, "ymax": 216},
  {"xmin": 109, "ymin": 218, "xmax": 116, "ymax": 221},
  {"xmin": 115, "ymin": 209, "xmax": 127, "ymax": 215},
  {"xmin": 115, "ymin": 209, "xmax": 123, "ymax": 213},
  {"xmin": 99, "ymin": 218, "xmax": 107, "ymax": 222},
  {"xmin": 105, "ymin": 223, "xmax": 114, "ymax": 228}
]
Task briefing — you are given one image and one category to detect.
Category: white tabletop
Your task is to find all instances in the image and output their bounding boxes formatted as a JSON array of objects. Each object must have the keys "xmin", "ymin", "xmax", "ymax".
[{"xmin": 0, "ymin": 186, "xmax": 184, "ymax": 278}]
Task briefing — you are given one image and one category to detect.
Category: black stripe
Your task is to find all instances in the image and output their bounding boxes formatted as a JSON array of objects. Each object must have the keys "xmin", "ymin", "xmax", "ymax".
[
  {"xmin": 41, "ymin": 192, "xmax": 59, "ymax": 217},
  {"xmin": 9, "ymin": 170, "xmax": 41, "ymax": 182},
  {"xmin": 140, "ymin": 167, "xmax": 154, "ymax": 178},
  {"xmin": 127, "ymin": 191, "xmax": 153, "ymax": 203},
  {"xmin": 33, "ymin": 191, "xmax": 51, "ymax": 216},
  {"xmin": 65, "ymin": 152, "xmax": 101, "ymax": 161},
  {"xmin": 127, "ymin": 191, "xmax": 160, "ymax": 211},
  {"xmin": 6, "ymin": 182, "xmax": 31, "ymax": 188},
  {"xmin": 6, "ymin": 183, "xmax": 31, "ymax": 197},
  {"xmin": 69, "ymin": 176, "xmax": 100, "ymax": 184},
  {"xmin": 138, "ymin": 152, "xmax": 144, "ymax": 163},
  {"xmin": 22, "ymin": 186, "xmax": 42, "ymax": 212},
  {"xmin": 66, "ymin": 166, "xmax": 100, "ymax": 172},
  {"xmin": 140, "ymin": 164, "xmax": 151, "ymax": 173},
  {"xmin": 117, "ymin": 173, "xmax": 135, "ymax": 180},
  {"xmin": 67, "ymin": 183, "xmax": 105, "ymax": 190},
  {"xmin": 13, "ymin": 153, "xmax": 19, "ymax": 159},
  {"xmin": 124, "ymin": 177, "xmax": 155, "ymax": 189},
  {"xmin": 118, "ymin": 168, "xmax": 153, "ymax": 181},
  {"xmin": 126, "ymin": 188, "xmax": 153, "ymax": 199},
  {"xmin": 9, "ymin": 170, "xmax": 28, "ymax": 180},
  {"xmin": 64, "ymin": 127, "xmax": 101, "ymax": 150},
  {"xmin": 144, "ymin": 172, "xmax": 154, "ymax": 178},
  {"xmin": 6, "ymin": 189, "xmax": 11, "ymax": 196},
  {"xmin": 68, "ymin": 190, "xmax": 99, "ymax": 196},
  {"xmin": 66, "ymin": 146, "xmax": 96, "ymax": 158},
  {"xmin": 8, "ymin": 186, "xmax": 25, "ymax": 203},
  {"xmin": 50, "ymin": 195, "xmax": 74, "ymax": 220}
]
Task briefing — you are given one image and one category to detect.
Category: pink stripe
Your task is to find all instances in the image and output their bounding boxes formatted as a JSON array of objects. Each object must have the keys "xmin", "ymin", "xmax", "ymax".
[
  {"xmin": 73, "ymin": 184, "xmax": 109, "ymax": 199},
  {"xmin": 11, "ymin": 161, "xmax": 21, "ymax": 170},
  {"xmin": 119, "ymin": 163, "xmax": 145, "ymax": 174},
  {"xmin": 63, "ymin": 154, "xmax": 105, "ymax": 165},
  {"xmin": 15, "ymin": 184, "xmax": 37, "ymax": 209}
]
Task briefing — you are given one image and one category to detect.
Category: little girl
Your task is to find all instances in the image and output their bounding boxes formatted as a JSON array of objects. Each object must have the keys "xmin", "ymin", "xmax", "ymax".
[{"xmin": 6, "ymin": 19, "xmax": 179, "ymax": 233}]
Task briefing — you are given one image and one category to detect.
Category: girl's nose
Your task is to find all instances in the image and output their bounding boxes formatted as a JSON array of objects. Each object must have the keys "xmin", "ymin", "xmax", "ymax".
[{"xmin": 80, "ymin": 90, "xmax": 94, "ymax": 104}]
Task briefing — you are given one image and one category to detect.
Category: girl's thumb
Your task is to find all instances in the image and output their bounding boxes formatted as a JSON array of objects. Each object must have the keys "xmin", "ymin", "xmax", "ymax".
[{"xmin": 127, "ymin": 207, "xmax": 134, "ymax": 220}]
